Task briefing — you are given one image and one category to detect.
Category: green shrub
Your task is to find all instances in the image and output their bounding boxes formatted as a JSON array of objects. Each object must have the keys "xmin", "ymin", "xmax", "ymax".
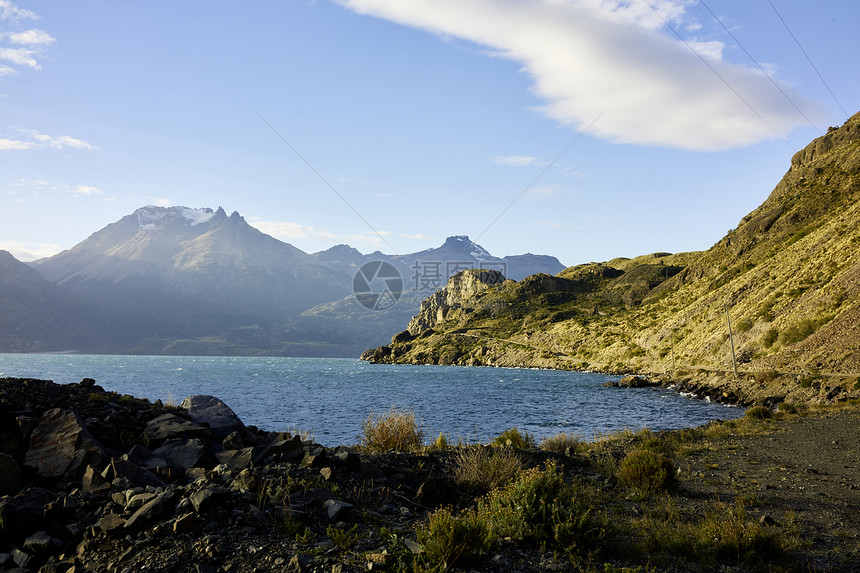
[
  {"xmin": 778, "ymin": 315, "xmax": 833, "ymax": 346},
  {"xmin": 616, "ymin": 449, "xmax": 675, "ymax": 496},
  {"xmin": 761, "ymin": 327, "xmax": 778, "ymax": 348},
  {"xmin": 326, "ymin": 524, "xmax": 358, "ymax": 550},
  {"xmin": 415, "ymin": 507, "xmax": 489, "ymax": 570},
  {"xmin": 492, "ymin": 427, "xmax": 536, "ymax": 449},
  {"xmin": 479, "ymin": 462, "xmax": 604, "ymax": 551},
  {"xmin": 734, "ymin": 318, "xmax": 753, "ymax": 333},
  {"xmin": 540, "ymin": 432, "xmax": 583, "ymax": 454},
  {"xmin": 776, "ymin": 402, "xmax": 797, "ymax": 414},
  {"xmin": 745, "ymin": 406, "xmax": 772, "ymax": 420},
  {"xmin": 361, "ymin": 408, "xmax": 425, "ymax": 452},
  {"xmin": 452, "ymin": 446, "xmax": 521, "ymax": 492}
]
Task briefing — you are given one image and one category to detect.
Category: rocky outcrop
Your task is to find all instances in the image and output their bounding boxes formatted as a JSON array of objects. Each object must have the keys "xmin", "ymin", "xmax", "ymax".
[{"xmin": 406, "ymin": 269, "xmax": 506, "ymax": 335}]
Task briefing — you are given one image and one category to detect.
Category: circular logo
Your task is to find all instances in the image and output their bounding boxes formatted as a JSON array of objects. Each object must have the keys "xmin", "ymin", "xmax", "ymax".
[{"xmin": 353, "ymin": 261, "xmax": 403, "ymax": 310}]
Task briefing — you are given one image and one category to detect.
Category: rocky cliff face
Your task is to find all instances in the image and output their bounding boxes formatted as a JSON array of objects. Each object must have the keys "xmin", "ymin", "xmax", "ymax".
[{"xmin": 406, "ymin": 269, "xmax": 507, "ymax": 335}]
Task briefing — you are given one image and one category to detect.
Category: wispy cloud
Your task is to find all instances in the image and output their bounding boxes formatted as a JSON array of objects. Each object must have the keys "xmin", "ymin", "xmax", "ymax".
[
  {"xmin": 3, "ymin": 178, "xmax": 111, "ymax": 201},
  {"xmin": 0, "ymin": 240, "xmax": 62, "ymax": 261},
  {"xmin": 250, "ymin": 218, "xmax": 391, "ymax": 249},
  {"xmin": 338, "ymin": 0, "xmax": 821, "ymax": 150},
  {"xmin": 0, "ymin": 0, "xmax": 37, "ymax": 22},
  {"xmin": 0, "ymin": 129, "xmax": 95, "ymax": 151},
  {"xmin": 0, "ymin": 1, "xmax": 54, "ymax": 72},
  {"xmin": 492, "ymin": 155, "xmax": 549, "ymax": 167},
  {"xmin": 72, "ymin": 185, "xmax": 103, "ymax": 197}
]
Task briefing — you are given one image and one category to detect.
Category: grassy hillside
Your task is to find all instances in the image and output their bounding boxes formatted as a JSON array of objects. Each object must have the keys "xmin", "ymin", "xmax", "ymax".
[{"xmin": 364, "ymin": 112, "xmax": 860, "ymax": 405}]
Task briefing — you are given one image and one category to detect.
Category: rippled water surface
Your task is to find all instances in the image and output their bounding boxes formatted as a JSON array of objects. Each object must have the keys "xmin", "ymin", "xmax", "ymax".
[{"xmin": 0, "ymin": 355, "xmax": 743, "ymax": 446}]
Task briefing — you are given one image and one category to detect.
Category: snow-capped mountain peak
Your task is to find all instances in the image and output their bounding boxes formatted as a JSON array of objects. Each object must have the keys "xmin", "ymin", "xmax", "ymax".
[{"xmin": 135, "ymin": 206, "xmax": 216, "ymax": 230}]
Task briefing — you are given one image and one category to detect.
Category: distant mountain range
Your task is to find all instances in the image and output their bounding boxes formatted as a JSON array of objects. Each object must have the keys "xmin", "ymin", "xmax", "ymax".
[{"xmin": 1, "ymin": 207, "xmax": 564, "ymax": 356}]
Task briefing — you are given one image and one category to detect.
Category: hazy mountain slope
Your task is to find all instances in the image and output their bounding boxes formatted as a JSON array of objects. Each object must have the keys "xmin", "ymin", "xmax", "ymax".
[
  {"xmin": 0, "ymin": 251, "xmax": 137, "ymax": 352},
  {"xmin": 363, "ymin": 112, "xmax": 860, "ymax": 402}
]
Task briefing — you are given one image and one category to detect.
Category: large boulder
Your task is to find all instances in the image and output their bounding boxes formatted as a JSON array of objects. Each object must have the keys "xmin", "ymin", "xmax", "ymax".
[
  {"xmin": 141, "ymin": 413, "xmax": 212, "ymax": 448},
  {"xmin": 24, "ymin": 408, "xmax": 106, "ymax": 480},
  {"xmin": 180, "ymin": 395, "xmax": 246, "ymax": 441},
  {"xmin": 145, "ymin": 438, "xmax": 207, "ymax": 471}
]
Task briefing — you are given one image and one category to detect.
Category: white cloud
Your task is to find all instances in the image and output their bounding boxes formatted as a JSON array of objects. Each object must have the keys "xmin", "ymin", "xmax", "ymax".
[
  {"xmin": 0, "ymin": 129, "xmax": 95, "ymax": 151},
  {"xmin": 492, "ymin": 155, "xmax": 549, "ymax": 167},
  {"xmin": 8, "ymin": 29, "xmax": 55, "ymax": 46},
  {"xmin": 0, "ymin": 46, "xmax": 39, "ymax": 69},
  {"xmin": 0, "ymin": 240, "xmax": 62, "ymax": 261},
  {"xmin": 338, "ymin": 0, "xmax": 821, "ymax": 150},
  {"xmin": 27, "ymin": 130, "xmax": 95, "ymax": 150},
  {"xmin": 251, "ymin": 220, "xmax": 337, "ymax": 242},
  {"xmin": 249, "ymin": 218, "xmax": 390, "ymax": 249},
  {"xmin": 72, "ymin": 185, "xmax": 103, "ymax": 197}
]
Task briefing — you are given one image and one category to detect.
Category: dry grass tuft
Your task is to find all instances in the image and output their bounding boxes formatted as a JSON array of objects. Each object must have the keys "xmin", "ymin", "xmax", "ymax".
[
  {"xmin": 539, "ymin": 431, "xmax": 584, "ymax": 454},
  {"xmin": 360, "ymin": 408, "xmax": 425, "ymax": 452},
  {"xmin": 452, "ymin": 445, "xmax": 522, "ymax": 492}
]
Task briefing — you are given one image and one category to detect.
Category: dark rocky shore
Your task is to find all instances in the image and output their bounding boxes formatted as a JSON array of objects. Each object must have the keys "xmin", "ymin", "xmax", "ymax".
[
  {"xmin": 0, "ymin": 377, "xmax": 584, "ymax": 572},
  {"xmin": 2, "ymin": 376, "xmax": 858, "ymax": 572}
]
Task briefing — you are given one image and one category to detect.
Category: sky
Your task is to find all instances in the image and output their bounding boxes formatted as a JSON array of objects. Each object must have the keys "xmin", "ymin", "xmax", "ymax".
[{"xmin": 1, "ymin": 1, "xmax": 858, "ymax": 267}]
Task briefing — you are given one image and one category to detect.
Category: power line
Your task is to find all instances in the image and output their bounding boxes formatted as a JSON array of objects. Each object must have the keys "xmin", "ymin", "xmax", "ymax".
[
  {"xmin": 766, "ymin": 0, "xmax": 849, "ymax": 120},
  {"xmin": 639, "ymin": 0, "xmax": 795, "ymax": 151},
  {"xmin": 474, "ymin": 108, "xmax": 607, "ymax": 242},
  {"xmin": 698, "ymin": 0, "xmax": 821, "ymax": 136},
  {"xmin": 254, "ymin": 109, "xmax": 395, "ymax": 251}
]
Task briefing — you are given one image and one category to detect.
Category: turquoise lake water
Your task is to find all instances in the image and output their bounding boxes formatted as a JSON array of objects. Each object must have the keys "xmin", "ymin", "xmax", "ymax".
[{"xmin": 0, "ymin": 354, "xmax": 743, "ymax": 446}]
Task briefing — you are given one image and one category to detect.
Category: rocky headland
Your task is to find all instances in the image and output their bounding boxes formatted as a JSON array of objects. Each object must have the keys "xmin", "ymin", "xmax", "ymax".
[{"xmin": 362, "ymin": 112, "xmax": 860, "ymax": 411}]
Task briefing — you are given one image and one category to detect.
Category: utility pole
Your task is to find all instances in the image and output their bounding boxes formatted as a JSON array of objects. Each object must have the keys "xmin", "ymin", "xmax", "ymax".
[{"xmin": 724, "ymin": 304, "xmax": 738, "ymax": 378}]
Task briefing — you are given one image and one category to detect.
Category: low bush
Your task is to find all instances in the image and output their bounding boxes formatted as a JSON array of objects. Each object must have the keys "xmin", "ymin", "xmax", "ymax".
[
  {"xmin": 616, "ymin": 449, "xmax": 675, "ymax": 496},
  {"xmin": 776, "ymin": 401, "xmax": 797, "ymax": 414},
  {"xmin": 634, "ymin": 500, "xmax": 793, "ymax": 568},
  {"xmin": 479, "ymin": 462, "xmax": 604, "ymax": 551},
  {"xmin": 695, "ymin": 502, "xmax": 786, "ymax": 565},
  {"xmin": 492, "ymin": 427, "xmax": 536, "ymax": 449},
  {"xmin": 415, "ymin": 507, "xmax": 489, "ymax": 571},
  {"xmin": 360, "ymin": 408, "xmax": 425, "ymax": 453},
  {"xmin": 758, "ymin": 370, "xmax": 780, "ymax": 383},
  {"xmin": 745, "ymin": 406, "xmax": 773, "ymax": 420},
  {"xmin": 761, "ymin": 327, "xmax": 778, "ymax": 348},
  {"xmin": 452, "ymin": 446, "xmax": 521, "ymax": 492},
  {"xmin": 540, "ymin": 432, "xmax": 583, "ymax": 454}
]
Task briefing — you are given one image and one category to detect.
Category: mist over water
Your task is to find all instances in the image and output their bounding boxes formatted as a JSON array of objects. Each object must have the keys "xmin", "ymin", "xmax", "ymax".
[{"xmin": 0, "ymin": 355, "xmax": 743, "ymax": 446}]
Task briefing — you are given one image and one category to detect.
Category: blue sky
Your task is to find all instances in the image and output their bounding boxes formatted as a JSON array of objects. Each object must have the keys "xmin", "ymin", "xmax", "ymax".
[{"xmin": 1, "ymin": 1, "xmax": 857, "ymax": 267}]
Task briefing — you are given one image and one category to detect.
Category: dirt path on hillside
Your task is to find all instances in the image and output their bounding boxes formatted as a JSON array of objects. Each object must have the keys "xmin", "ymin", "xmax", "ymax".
[{"xmin": 677, "ymin": 410, "xmax": 860, "ymax": 570}]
